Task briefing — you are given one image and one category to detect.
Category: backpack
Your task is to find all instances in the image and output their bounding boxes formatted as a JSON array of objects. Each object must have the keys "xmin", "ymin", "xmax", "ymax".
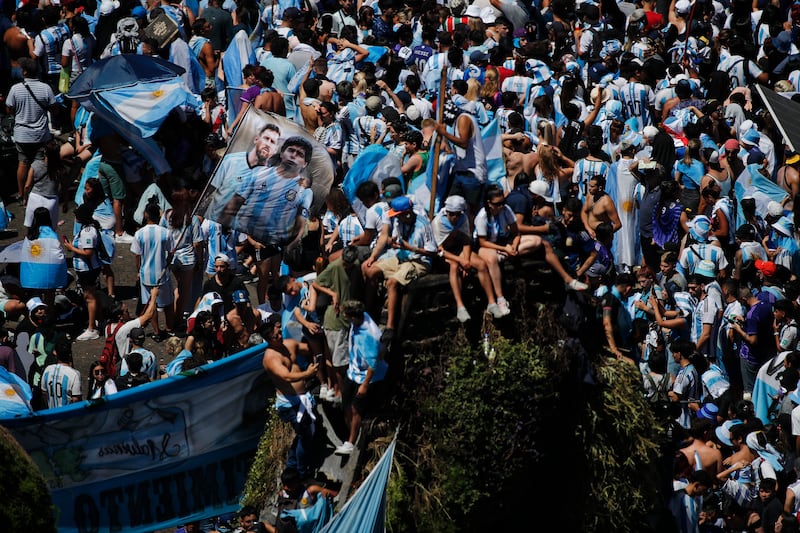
[
  {"xmin": 550, "ymin": 19, "xmax": 574, "ymax": 59},
  {"xmin": 100, "ymin": 322, "xmax": 124, "ymax": 378},
  {"xmin": 0, "ymin": 114, "xmax": 15, "ymax": 160},
  {"xmin": 114, "ymin": 372, "xmax": 150, "ymax": 391}
]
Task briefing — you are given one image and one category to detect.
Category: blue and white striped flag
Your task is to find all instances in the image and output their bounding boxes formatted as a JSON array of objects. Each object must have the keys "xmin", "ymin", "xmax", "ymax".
[
  {"xmin": 408, "ymin": 148, "xmax": 453, "ymax": 215},
  {"xmin": 734, "ymin": 164, "xmax": 789, "ymax": 229},
  {"xmin": 482, "ymin": 118, "xmax": 507, "ymax": 191},
  {"xmin": 96, "ymin": 78, "xmax": 201, "ymax": 138},
  {"xmin": 342, "ymin": 145, "xmax": 403, "ymax": 224},
  {"xmin": 0, "ymin": 366, "xmax": 33, "ymax": 419},
  {"xmin": 223, "ymin": 29, "xmax": 256, "ymax": 128},
  {"xmin": 20, "ymin": 226, "xmax": 68, "ymax": 290}
]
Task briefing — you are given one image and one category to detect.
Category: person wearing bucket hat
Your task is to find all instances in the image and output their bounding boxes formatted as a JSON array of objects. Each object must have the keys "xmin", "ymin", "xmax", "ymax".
[
  {"xmin": 697, "ymin": 403, "xmax": 720, "ymax": 425},
  {"xmin": 766, "ymin": 215, "xmax": 799, "ymax": 273},
  {"xmin": 714, "ymin": 418, "xmax": 743, "ymax": 447},
  {"xmin": 771, "ymin": 215, "xmax": 795, "ymax": 238},
  {"xmin": 677, "ymin": 216, "xmax": 729, "ymax": 279}
]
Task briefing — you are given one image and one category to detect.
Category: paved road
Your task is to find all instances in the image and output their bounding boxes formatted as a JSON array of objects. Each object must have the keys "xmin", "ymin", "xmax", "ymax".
[{"xmin": 0, "ymin": 193, "xmax": 260, "ymax": 384}]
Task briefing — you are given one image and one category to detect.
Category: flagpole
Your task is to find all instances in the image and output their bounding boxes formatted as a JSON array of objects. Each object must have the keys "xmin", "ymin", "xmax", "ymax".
[
  {"xmin": 429, "ymin": 66, "xmax": 447, "ymax": 220},
  {"xmin": 156, "ymin": 106, "xmax": 242, "ymax": 286}
]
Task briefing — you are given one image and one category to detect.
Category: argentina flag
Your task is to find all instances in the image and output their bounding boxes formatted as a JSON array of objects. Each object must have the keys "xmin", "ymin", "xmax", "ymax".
[
  {"xmin": 223, "ymin": 29, "xmax": 256, "ymax": 128},
  {"xmin": 0, "ymin": 366, "xmax": 33, "ymax": 419},
  {"xmin": 342, "ymin": 145, "xmax": 403, "ymax": 223},
  {"xmin": 482, "ymin": 118, "xmax": 507, "ymax": 191},
  {"xmin": 95, "ymin": 78, "xmax": 201, "ymax": 138},
  {"xmin": 20, "ymin": 226, "xmax": 68, "ymax": 290},
  {"xmin": 734, "ymin": 164, "xmax": 789, "ymax": 229}
]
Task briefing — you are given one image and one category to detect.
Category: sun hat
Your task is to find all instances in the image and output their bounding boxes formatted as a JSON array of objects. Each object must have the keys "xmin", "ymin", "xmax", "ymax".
[
  {"xmin": 479, "ymin": 6, "xmax": 497, "ymax": 24},
  {"xmin": 528, "ymin": 180, "xmax": 553, "ymax": 202},
  {"xmin": 715, "ymin": 419, "xmax": 743, "ymax": 447},
  {"xmin": 697, "ymin": 403, "xmax": 719, "ymax": 424},
  {"xmin": 772, "ymin": 215, "xmax": 795, "ymax": 237},
  {"xmin": 464, "ymin": 4, "xmax": 481, "ymax": 17},
  {"xmin": 444, "ymin": 195, "xmax": 467, "ymax": 213},
  {"xmin": 26, "ymin": 297, "xmax": 47, "ymax": 314},
  {"xmin": 688, "ymin": 215, "xmax": 711, "ymax": 241},
  {"xmin": 589, "ymin": 86, "xmax": 611, "ymax": 104}
]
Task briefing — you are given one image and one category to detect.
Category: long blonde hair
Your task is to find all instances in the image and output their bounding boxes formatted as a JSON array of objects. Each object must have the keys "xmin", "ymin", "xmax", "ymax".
[
  {"xmin": 537, "ymin": 144, "xmax": 561, "ymax": 182},
  {"xmin": 481, "ymin": 67, "xmax": 499, "ymax": 100},
  {"xmin": 466, "ymin": 78, "xmax": 481, "ymax": 102},
  {"xmin": 353, "ymin": 72, "xmax": 368, "ymax": 96}
]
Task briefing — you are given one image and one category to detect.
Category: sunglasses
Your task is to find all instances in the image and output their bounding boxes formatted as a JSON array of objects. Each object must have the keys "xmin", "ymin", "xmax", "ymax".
[
  {"xmin": 94, "ymin": 369, "xmax": 106, "ymax": 375},
  {"xmin": 489, "ymin": 201, "xmax": 505, "ymax": 207}
]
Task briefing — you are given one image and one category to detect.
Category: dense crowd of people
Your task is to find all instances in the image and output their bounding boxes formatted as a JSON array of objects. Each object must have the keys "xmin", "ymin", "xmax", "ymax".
[{"xmin": 8, "ymin": 0, "xmax": 800, "ymax": 530}]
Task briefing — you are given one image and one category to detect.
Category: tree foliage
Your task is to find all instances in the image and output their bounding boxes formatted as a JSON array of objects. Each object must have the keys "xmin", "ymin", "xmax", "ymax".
[
  {"xmin": 388, "ymin": 303, "xmax": 670, "ymax": 532},
  {"xmin": 0, "ymin": 426, "xmax": 56, "ymax": 532}
]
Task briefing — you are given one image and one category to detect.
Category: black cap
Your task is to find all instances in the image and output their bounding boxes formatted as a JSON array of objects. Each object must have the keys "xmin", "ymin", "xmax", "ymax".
[{"xmin": 129, "ymin": 327, "xmax": 146, "ymax": 343}]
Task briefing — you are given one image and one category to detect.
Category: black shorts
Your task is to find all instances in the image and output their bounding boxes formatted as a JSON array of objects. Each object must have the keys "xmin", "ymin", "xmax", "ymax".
[
  {"xmin": 254, "ymin": 244, "xmax": 282, "ymax": 261},
  {"xmin": 76, "ymin": 268, "xmax": 101, "ymax": 287},
  {"xmin": 342, "ymin": 377, "xmax": 386, "ymax": 416}
]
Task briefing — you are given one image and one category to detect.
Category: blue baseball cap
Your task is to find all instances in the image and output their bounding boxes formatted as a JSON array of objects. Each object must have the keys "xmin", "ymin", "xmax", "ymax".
[
  {"xmin": 388, "ymin": 196, "xmax": 413, "ymax": 217},
  {"xmin": 232, "ymin": 289, "xmax": 250, "ymax": 304}
]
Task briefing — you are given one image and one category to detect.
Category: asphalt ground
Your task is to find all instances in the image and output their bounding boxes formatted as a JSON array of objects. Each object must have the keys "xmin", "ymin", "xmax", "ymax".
[{"xmin": 0, "ymin": 190, "xmax": 260, "ymax": 382}]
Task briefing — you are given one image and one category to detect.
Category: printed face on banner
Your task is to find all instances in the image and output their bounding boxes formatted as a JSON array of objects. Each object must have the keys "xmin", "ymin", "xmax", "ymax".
[{"xmin": 197, "ymin": 109, "xmax": 335, "ymax": 246}]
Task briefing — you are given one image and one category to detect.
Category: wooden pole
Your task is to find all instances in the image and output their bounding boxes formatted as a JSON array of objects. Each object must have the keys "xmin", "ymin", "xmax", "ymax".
[{"xmin": 429, "ymin": 66, "xmax": 447, "ymax": 220}]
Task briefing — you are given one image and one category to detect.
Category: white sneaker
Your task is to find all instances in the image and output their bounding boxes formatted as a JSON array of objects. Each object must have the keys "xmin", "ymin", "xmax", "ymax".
[
  {"xmin": 325, "ymin": 387, "xmax": 337, "ymax": 402},
  {"xmin": 334, "ymin": 441, "xmax": 354, "ymax": 455},
  {"xmin": 76, "ymin": 329, "xmax": 100, "ymax": 341},
  {"xmin": 456, "ymin": 307, "xmax": 471, "ymax": 323},
  {"xmin": 497, "ymin": 300, "xmax": 511, "ymax": 317},
  {"xmin": 115, "ymin": 232, "xmax": 134, "ymax": 244},
  {"xmin": 487, "ymin": 303, "xmax": 503, "ymax": 319},
  {"xmin": 319, "ymin": 384, "xmax": 329, "ymax": 401},
  {"xmin": 567, "ymin": 279, "xmax": 589, "ymax": 291}
]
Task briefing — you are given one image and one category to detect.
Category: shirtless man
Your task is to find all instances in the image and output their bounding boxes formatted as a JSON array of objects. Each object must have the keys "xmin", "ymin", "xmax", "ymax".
[
  {"xmin": 776, "ymin": 152, "xmax": 800, "ymax": 210},
  {"xmin": 581, "ymin": 175, "xmax": 622, "ymax": 239},
  {"xmin": 262, "ymin": 313, "xmax": 320, "ymax": 479},
  {"xmin": 503, "ymin": 150, "xmax": 538, "ymax": 190},
  {"xmin": 2, "ymin": 5, "xmax": 33, "ymax": 86},
  {"xmin": 680, "ymin": 417, "xmax": 723, "ymax": 477}
]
